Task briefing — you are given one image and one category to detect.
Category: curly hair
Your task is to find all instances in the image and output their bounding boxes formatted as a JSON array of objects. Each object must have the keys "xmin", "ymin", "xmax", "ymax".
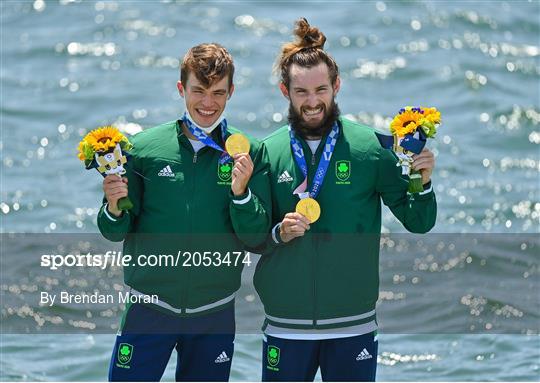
[{"xmin": 181, "ymin": 43, "xmax": 234, "ymax": 89}]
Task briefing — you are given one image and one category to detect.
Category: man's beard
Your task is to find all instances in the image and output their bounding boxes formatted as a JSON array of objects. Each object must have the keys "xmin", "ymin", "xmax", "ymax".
[{"xmin": 288, "ymin": 100, "xmax": 340, "ymax": 139}]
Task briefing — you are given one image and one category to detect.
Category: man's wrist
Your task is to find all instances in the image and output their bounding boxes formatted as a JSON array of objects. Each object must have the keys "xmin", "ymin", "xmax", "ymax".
[
  {"xmin": 106, "ymin": 203, "xmax": 123, "ymax": 219},
  {"xmin": 232, "ymin": 187, "xmax": 247, "ymax": 197}
]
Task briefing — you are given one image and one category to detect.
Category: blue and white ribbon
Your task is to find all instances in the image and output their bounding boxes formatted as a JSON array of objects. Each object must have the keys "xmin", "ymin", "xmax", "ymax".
[
  {"xmin": 289, "ymin": 122, "xmax": 339, "ymax": 198},
  {"xmin": 182, "ymin": 112, "xmax": 231, "ymax": 164}
]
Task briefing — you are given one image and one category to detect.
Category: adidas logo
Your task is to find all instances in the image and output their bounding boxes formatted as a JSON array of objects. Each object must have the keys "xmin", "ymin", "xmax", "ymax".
[
  {"xmin": 356, "ymin": 348, "xmax": 373, "ymax": 361},
  {"xmin": 277, "ymin": 170, "xmax": 293, "ymax": 183},
  {"xmin": 158, "ymin": 165, "xmax": 175, "ymax": 177},
  {"xmin": 215, "ymin": 351, "xmax": 230, "ymax": 363}
]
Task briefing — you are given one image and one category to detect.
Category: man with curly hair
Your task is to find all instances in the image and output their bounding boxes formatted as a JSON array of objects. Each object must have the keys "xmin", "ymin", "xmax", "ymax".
[{"xmin": 99, "ymin": 43, "xmax": 270, "ymax": 381}]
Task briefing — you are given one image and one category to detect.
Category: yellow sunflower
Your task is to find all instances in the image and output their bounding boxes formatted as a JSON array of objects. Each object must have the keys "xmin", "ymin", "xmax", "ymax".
[
  {"xmin": 77, "ymin": 126, "xmax": 132, "ymax": 163},
  {"xmin": 83, "ymin": 126, "xmax": 125, "ymax": 153},
  {"xmin": 390, "ymin": 107, "xmax": 424, "ymax": 137}
]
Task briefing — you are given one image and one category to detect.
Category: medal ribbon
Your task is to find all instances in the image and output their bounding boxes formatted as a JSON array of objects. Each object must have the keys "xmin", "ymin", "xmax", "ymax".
[
  {"xmin": 289, "ymin": 122, "xmax": 339, "ymax": 199},
  {"xmin": 182, "ymin": 112, "xmax": 231, "ymax": 164}
]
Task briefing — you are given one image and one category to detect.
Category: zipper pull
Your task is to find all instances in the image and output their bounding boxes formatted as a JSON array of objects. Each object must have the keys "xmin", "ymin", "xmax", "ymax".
[
  {"xmin": 311, "ymin": 153, "xmax": 316, "ymax": 165},
  {"xmin": 193, "ymin": 152, "xmax": 198, "ymax": 163}
]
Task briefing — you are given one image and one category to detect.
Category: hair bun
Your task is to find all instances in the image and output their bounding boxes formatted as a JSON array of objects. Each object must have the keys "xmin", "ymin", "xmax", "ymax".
[{"xmin": 294, "ymin": 18, "xmax": 326, "ymax": 49}]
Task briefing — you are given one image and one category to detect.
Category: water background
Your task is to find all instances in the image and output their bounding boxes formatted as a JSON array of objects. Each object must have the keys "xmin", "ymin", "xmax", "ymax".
[{"xmin": 1, "ymin": 1, "xmax": 539, "ymax": 381}]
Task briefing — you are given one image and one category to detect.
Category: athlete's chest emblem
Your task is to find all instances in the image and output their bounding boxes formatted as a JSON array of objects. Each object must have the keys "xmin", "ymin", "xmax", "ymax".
[
  {"xmin": 217, "ymin": 161, "xmax": 233, "ymax": 185},
  {"xmin": 335, "ymin": 160, "xmax": 351, "ymax": 184}
]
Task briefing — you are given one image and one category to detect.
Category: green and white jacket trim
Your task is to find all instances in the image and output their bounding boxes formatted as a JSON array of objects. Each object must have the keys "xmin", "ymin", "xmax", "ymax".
[
  {"xmin": 266, "ymin": 309, "xmax": 376, "ymax": 326},
  {"xmin": 103, "ymin": 203, "xmax": 123, "ymax": 222},
  {"xmin": 129, "ymin": 287, "xmax": 236, "ymax": 315},
  {"xmin": 264, "ymin": 320, "xmax": 377, "ymax": 338}
]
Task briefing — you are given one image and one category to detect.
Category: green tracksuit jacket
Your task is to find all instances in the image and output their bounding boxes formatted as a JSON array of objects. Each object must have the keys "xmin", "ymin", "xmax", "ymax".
[
  {"xmin": 254, "ymin": 117, "xmax": 436, "ymax": 332},
  {"xmin": 97, "ymin": 120, "xmax": 270, "ymax": 316}
]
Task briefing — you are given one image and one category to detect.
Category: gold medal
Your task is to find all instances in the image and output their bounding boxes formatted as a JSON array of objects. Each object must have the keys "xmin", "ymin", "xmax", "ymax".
[
  {"xmin": 295, "ymin": 197, "xmax": 321, "ymax": 223},
  {"xmin": 225, "ymin": 133, "xmax": 250, "ymax": 156}
]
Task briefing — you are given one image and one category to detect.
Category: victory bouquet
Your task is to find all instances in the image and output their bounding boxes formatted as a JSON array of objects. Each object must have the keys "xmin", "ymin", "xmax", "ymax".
[
  {"xmin": 77, "ymin": 126, "xmax": 134, "ymax": 210},
  {"xmin": 378, "ymin": 106, "xmax": 441, "ymax": 193}
]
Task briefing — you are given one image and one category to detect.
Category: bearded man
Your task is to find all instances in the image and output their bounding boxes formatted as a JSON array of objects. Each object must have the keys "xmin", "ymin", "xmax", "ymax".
[{"xmin": 254, "ymin": 19, "xmax": 437, "ymax": 382}]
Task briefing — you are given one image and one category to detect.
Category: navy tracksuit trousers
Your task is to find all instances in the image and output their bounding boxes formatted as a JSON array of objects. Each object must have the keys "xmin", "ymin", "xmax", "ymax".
[
  {"xmin": 108, "ymin": 303, "xmax": 235, "ymax": 381},
  {"xmin": 262, "ymin": 332, "xmax": 378, "ymax": 382}
]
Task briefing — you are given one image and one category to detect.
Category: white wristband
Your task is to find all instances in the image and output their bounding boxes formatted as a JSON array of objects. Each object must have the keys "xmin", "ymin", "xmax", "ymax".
[
  {"xmin": 418, "ymin": 184, "xmax": 433, "ymax": 195},
  {"xmin": 232, "ymin": 188, "xmax": 252, "ymax": 205},
  {"xmin": 271, "ymin": 222, "xmax": 282, "ymax": 244},
  {"xmin": 103, "ymin": 203, "xmax": 120, "ymax": 221}
]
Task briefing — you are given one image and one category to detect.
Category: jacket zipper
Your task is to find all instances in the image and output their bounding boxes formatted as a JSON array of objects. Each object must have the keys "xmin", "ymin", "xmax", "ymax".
[
  {"xmin": 308, "ymin": 154, "xmax": 318, "ymax": 327},
  {"xmin": 299, "ymin": 138, "xmax": 319, "ymax": 327},
  {"xmin": 312, "ymin": 240, "xmax": 318, "ymax": 327},
  {"xmin": 312, "ymin": 162, "xmax": 317, "ymax": 327},
  {"xmin": 183, "ymin": 147, "xmax": 198, "ymax": 311}
]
